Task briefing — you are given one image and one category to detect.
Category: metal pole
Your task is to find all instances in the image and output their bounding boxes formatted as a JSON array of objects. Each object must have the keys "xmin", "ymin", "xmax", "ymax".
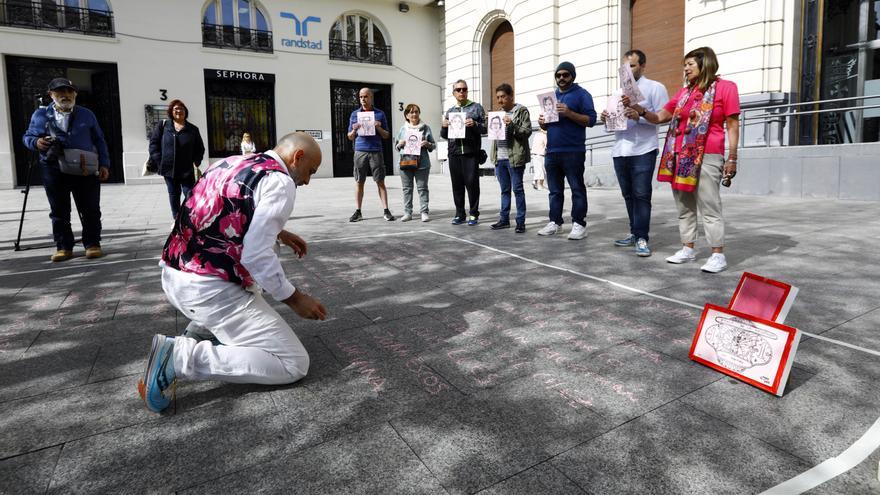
[{"xmin": 13, "ymin": 157, "xmax": 36, "ymax": 252}]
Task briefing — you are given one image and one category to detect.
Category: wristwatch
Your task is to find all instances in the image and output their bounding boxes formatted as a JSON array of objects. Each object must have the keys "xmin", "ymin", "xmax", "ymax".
[{"xmin": 638, "ymin": 108, "xmax": 646, "ymax": 117}]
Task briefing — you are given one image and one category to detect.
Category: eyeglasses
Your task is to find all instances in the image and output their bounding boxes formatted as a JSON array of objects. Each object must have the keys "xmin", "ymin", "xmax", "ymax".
[
  {"xmin": 555, "ymin": 72, "xmax": 571, "ymax": 79},
  {"xmin": 453, "ymin": 87, "xmax": 468, "ymax": 93}
]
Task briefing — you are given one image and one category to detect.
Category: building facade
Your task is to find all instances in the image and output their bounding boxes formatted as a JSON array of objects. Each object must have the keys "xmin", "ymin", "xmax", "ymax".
[
  {"xmin": 440, "ymin": 0, "xmax": 880, "ymax": 199},
  {"xmin": 0, "ymin": 0, "xmax": 443, "ymax": 189},
  {"xmin": 3, "ymin": 1, "xmax": 878, "ymax": 198}
]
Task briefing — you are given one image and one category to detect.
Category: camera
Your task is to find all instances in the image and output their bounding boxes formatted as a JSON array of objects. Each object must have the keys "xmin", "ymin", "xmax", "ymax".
[
  {"xmin": 43, "ymin": 136, "xmax": 65, "ymax": 163},
  {"xmin": 721, "ymin": 172, "xmax": 735, "ymax": 188}
]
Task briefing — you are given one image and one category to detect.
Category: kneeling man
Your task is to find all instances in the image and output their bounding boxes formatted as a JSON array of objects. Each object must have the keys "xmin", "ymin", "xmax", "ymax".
[{"xmin": 139, "ymin": 132, "xmax": 327, "ymax": 413}]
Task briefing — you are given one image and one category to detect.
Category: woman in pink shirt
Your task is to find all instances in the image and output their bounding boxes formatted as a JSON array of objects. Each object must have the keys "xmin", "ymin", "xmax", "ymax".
[{"xmin": 627, "ymin": 46, "xmax": 740, "ymax": 273}]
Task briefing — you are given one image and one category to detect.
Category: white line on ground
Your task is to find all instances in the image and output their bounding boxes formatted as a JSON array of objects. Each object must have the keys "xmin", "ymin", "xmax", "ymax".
[
  {"xmin": 428, "ymin": 229, "xmax": 880, "ymax": 494},
  {"xmin": 759, "ymin": 416, "xmax": 880, "ymax": 494},
  {"xmin": 0, "ymin": 256, "xmax": 162, "ymax": 277},
  {"xmin": 309, "ymin": 230, "xmax": 424, "ymax": 243},
  {"xmin": 426, "ymin": 230, "xmax": 880, "ymax": 357}
]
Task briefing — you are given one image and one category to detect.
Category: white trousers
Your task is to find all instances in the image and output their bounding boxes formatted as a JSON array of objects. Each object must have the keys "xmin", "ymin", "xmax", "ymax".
[
  {"xmin": 162, "ymin": 267, "xmax": 309, "ymax": 385},
  {"xmin": 672, "ymin": 153, "xmax": 725, "ymax": 248},
  {"xmin": 531, "ymin": 154, "xmax": 546, "ymax": 182}
]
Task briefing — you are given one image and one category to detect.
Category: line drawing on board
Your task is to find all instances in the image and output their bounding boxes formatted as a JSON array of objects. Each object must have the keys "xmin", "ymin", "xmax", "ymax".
[{"xmin": 704, "ymin": 315, "xmax": 776, "ymax": 372}]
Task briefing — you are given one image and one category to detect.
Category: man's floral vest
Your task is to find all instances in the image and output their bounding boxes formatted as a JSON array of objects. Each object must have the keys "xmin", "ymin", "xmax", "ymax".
[{"xmin": 162, "ymin": 153, "xmax": 287, "ymax": 287}]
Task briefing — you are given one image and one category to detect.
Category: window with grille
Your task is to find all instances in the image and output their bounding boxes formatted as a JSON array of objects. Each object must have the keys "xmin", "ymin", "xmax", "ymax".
[
  {"xmin": 328, "ymin": 12, "xmax": 391, "ymax": 65},
  {"xmin": 202, "ymin": 0, "xmax": 272, "ymax": 53},
  {"xmin": 0, "ymin": 0, "xmax": 114, "ymax": 36}
]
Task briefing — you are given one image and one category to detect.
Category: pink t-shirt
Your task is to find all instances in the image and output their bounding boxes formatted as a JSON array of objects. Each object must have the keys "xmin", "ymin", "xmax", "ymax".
[{"xmin": 663, "ymin": 78, "xmax": 740, "ymax": 154}]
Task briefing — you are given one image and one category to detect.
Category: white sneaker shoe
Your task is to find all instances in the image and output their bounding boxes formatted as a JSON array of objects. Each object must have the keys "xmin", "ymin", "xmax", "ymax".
[
  {"xmin": 421, "ymin": 212, "xmax": 430, "ymax": 222},
  {"xmin": 401, "ymin": 213, "xmax": 412, "ymax": 222},
  {"xmin": 665, "ymin": 247, "xmax": 696, "ymax": 264},
  {"xmin": 537, "ymin": 221, "xmax": 560, "ymax": 236},
  {"xmin": 567, "ymin": 223, "xmax": 587, "ymax": 240},
  {"xmin": 701, "ymin": 253, "xmax": 728, "ymax": 273}
]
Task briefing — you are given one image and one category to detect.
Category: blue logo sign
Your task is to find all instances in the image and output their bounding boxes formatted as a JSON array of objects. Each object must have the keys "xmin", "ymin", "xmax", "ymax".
[{"xmin": 280, "ymin": 12, "xmax": 322, "ymax": 50}]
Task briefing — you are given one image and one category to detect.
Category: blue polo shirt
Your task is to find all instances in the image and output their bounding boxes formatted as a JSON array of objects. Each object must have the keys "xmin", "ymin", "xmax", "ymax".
[
  {"xmin": 348, "ymin": 107, "xmax": 388, "ymax": 152},
  {"xmin": 546, "ymin": 83, "xmax": 596, "ymax": 153}
]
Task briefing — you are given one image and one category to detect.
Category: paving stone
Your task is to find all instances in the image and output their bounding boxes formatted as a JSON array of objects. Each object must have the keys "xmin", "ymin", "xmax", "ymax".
[
  {"xmin": 0, "ymin": 445, "xmax": 61, "ymax": 495},
  {"xmin": 179, "ymin": 423, "xmax": 446, "ymax": 494},
  {"xmin": 680, "ymin": 369, "xmax": 880, "ymax": 464},
  {"xmin": 552, "ymin": 400, "xmax": 811, "ymax": 495},
  {"xmin": 391, "ymin": 378, "xmax": 612, "ymax": 495},
  {"xmin": 46, "ymin": 408, "xmax": 299, "ymax": 493},
  {"xmin": 273, "ymin": 330, "xmax": 461, "ymax": 439},
  {"xmin": 0, "ymin": 330, "xmax": 39, "ymax": 365},
  {"xmin": 795, "ymin": 307, "xmax": 880, "ymax": 387},
  {"xmin": 476, "ymin": 462, "xmax": 587, "ymax": 494},
  {"xmin": 0, "ymin": 340, "xmax": 98, "ymax": 403},
  {"xmin": 0, "ymin": 375, "xmax": 155, "ymax": 458}
]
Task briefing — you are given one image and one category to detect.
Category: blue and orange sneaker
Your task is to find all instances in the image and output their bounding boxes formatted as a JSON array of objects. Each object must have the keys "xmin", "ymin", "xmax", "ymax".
[{"xmin": 137, "ymin": 335, "xmax": 177, "ymax": 413}]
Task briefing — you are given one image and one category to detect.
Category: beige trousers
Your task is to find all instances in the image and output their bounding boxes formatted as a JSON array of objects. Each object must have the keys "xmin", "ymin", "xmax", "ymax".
[{"xmin": 672, "ymin": 153, "xmax": 725, "ymax": 248}]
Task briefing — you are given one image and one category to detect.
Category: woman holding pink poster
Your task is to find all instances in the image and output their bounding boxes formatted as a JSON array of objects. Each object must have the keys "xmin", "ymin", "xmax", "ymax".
[{"xmin": 625, "ymin": 46, "xmax": 740, "ymax": 274}]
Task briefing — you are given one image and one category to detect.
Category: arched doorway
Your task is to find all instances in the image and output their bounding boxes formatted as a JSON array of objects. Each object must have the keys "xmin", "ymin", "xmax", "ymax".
[{"xmin": 489, "ymin": 21, "xmax": 514, "ymax": 105}]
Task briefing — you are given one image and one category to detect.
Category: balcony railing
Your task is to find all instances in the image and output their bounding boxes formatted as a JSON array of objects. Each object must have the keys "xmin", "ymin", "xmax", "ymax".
[
  {"xmin": 0, "ymin": 2, "xmax": 114, "ymax": 37},
  {"xmin": 329, "ymin": 39, "xmax": 392, "ymax": 65},
  {"xmin": 202, "ymin": 22, "xmax": 273, "ymax": 53}
]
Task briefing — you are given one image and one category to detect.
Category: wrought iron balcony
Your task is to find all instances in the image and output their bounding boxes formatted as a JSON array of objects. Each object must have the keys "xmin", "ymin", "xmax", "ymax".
[
  {"xmin": 329, "ymin": 39, "xmax": 392, "ymax": 66},
  {"xmin": 0, "ymin": 1, "xmax": 114, "ymax": 37},
  {"xmin": 202, "ymin": 22, "xmax": 273, "ymax": 53}
]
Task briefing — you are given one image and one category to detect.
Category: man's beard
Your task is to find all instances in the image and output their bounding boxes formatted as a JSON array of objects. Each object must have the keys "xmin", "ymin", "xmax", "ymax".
[{"xmin": 52, "ymin": 97, "xmax": 75, "ymax": 112}]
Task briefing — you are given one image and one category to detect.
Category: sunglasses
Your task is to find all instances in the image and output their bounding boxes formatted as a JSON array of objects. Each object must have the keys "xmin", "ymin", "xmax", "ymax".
[
  {"xmin": 555, "ymin": 72, "xmax": 572, "ymax": 79},
  {"xmin": 453, "ymin": 87, "xmax": 468, "ymax": 93}
]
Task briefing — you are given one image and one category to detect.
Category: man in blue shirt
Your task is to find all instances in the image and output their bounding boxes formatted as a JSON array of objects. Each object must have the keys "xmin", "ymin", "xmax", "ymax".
[
  {"xmin": 537, "ymin": 62, "xmax": 597, "ymax": 240},
  {"xmin": 23, "ymin": 78, "xmax": 111, "ymax": 262},
  {"xmin": 346, "ymin": 87, "xmax": 395, "ymax": 222}
]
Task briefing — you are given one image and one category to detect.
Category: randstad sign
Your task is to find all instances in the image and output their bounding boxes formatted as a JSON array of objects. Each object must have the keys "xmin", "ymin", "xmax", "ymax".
[{"xmin": 280, "ymin": 12, "xmax": 322, "ymax": 50}]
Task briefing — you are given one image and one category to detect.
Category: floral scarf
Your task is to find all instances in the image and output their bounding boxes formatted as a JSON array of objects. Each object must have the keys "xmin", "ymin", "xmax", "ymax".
[{"xmin": 657, "ymin": 81, "xmax": 717, "ymax": 192}]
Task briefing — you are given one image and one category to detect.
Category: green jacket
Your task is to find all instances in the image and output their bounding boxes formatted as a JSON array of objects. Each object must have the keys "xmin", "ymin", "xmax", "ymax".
[{"xmin": 490, "ymin": 104, "xmax": 532, "ymax": 166}]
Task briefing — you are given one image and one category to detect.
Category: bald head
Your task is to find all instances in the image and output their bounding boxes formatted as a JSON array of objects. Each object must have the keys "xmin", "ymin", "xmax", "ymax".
[
  {"xmin": 274, "ymin": 132, "xmax": 322, "ymax": 186},
  {"xmin": 358, "ymin": 87, "xmax": 374, "ymax": 110}
]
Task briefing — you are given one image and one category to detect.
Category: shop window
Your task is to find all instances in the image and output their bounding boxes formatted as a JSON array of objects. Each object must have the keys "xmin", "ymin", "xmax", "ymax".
[
  {"xmin": 202, "ymin": 0, "xmax": 272, "ymax": 53},
  {"xmin": 0, "ymin": 0, "xmax": 114, "ymax": 37},
  {"xmin": 329, "ymin": 12, "xmax": 391, "ymax": 65},
  {"xmin": 204, "ymin": 70, "xmax": 276, "ymax": 158}
]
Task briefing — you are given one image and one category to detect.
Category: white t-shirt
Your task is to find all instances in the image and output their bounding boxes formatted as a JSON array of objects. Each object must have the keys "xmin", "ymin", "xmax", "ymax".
[{"xmin": 611, "ymin": 76, "xmax": 669, "ymax": 158}]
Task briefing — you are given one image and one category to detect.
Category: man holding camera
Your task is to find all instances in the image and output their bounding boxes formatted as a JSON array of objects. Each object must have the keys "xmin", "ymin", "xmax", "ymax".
[{"xmin": 23, "ymin": 78, "xmax": 110, "ymax": 262}]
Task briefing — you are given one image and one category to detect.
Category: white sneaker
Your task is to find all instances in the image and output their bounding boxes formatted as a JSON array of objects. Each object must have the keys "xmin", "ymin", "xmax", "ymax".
[
  {"xmin": 401, "ymin": 213, "xmax": 412, "ymax": 222},
  {"xmin": 701, "ymin": 253, "xmax": 728, "ymax": 273},
  {"xmin": 567, "ymin": 223, "xmax": 587, "ymax": 240},
  {"xmin": 665, "ymin": 247, "xmax": 696, "ymax": 264},
  {"xmin": 421, "ymin": 212, "xmax": 430, "ymax": 222},
  {"xmin": 537, "ymin": 221, "xmax": 560, "ymax": 236}
]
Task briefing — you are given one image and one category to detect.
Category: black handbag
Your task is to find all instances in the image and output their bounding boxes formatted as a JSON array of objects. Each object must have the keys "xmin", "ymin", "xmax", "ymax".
[{"xmin": 477, "ymin": 149, "xmax": 488, "ymax": 165}]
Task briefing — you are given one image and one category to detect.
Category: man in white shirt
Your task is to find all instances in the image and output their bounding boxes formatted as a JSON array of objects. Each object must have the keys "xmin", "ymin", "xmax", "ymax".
[
  {"xmin": 602, "ymin": 50, "xmax": 668, "ymax": 257},
  {"xmin": 139, "ymin": 132, "xmax": 327, "ymax": 413}
]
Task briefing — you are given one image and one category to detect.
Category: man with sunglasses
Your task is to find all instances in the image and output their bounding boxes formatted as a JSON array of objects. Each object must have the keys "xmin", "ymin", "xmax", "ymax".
[
  {"xmin": 440, "ymin": 79, "xmax": 486, "ymax": 226},
  {"xmin": 537, "ymin": 62, "xmax": 596, "ymax": 240}
]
